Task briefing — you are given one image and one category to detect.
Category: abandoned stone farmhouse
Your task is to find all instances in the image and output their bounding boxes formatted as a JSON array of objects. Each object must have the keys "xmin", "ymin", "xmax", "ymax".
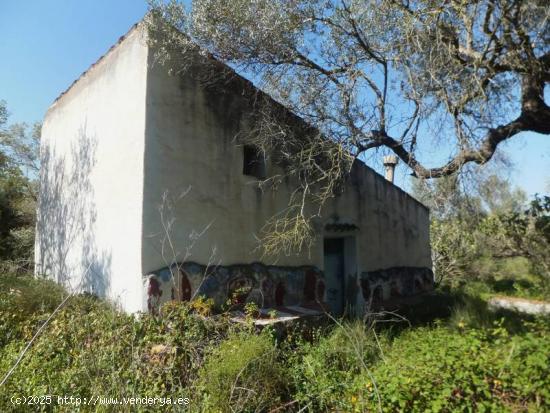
[{"xmin": 35, "ymin": 22, "xmax": 433, "ymax": 317}]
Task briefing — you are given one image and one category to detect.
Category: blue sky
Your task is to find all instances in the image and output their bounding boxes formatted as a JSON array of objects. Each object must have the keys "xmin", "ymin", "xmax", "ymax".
[{"xmin": 1, "ymin": 0, "xmax": 548, "ymax": 196}]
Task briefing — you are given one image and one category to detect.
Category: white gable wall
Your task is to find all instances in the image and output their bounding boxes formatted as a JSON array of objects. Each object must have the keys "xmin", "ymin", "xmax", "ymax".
[{"xmin": 35, "ymin": 26, "xmax": 149, "ymax": 312}]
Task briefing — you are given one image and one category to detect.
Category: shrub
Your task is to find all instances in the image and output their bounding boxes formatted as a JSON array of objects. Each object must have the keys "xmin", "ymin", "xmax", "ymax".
[
  {"xmin": 0, "ymin": 274, "xmax": 65, "ymax": 348},
  {"xmin": 1, "ymin": 275, "xmax": 548, "ymax": 412},
  {"xmin": 288, "ymin": 321, "xmax": 384, "ymax": 411},
  {"xmin": 346, "ymin": 320, "xmax": 550, "ymax": 412},
  {"xmin": 197, "ymin": 330, "xmax": 287, "ymax": 412},
  {"xmin": 189, "ymin": 295, "xmax": 215, "ymax": 317},
  {"xmin": 0, "ymin": 277, "xmax": 232, "ymax": 412}
]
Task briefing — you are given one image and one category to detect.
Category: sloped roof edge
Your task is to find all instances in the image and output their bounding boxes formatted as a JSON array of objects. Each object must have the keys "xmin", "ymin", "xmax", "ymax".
[{"xmin": 47, "ymin": 21, "xmax": 142, "ymax": 111}]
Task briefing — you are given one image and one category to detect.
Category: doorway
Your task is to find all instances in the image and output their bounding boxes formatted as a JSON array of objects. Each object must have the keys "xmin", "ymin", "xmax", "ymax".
[{"xmin": 323, "ymin": 238, "xmax": 346, "ymax": 315}]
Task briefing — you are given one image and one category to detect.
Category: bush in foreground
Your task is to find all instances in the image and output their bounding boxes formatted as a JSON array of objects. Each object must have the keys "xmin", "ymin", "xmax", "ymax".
[
  {"xmin": 352, "ymin": 321, "xmax": 549, "ymax": 412},
  {"xmin": 0, "ymin": 275, "xmax": 235, "ymax": 412},
  {"xmin": 197, "ymin": 330, "xmax": 287, "ymax": 412},
  {"xmin": 0, "ymin": 274, "xmax": 548, "ymax": 412}
]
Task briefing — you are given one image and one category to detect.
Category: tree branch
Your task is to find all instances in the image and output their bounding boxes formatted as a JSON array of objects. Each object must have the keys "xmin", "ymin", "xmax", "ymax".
[{"xmin": 371, "ymin": 98, "xmax": 549, "ymax": 178}]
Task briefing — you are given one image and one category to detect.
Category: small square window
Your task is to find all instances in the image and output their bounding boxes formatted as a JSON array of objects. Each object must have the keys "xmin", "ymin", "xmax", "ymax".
[{"xmin": 243, "ymin": 145, "xmax": 266, "ymax": 179}]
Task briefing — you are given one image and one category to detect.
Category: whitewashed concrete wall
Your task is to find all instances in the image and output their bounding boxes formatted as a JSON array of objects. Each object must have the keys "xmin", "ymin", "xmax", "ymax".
[
  {"xmin": 36, "ymin": 26, "xmax": 148, "ymax": 312},
  {"xmin": 36, "ymin": 24, "xmax": 431, "ymax": 314}
]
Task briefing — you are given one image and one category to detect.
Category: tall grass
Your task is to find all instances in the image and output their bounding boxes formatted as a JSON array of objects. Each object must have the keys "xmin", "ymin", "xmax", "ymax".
[{"xmin": 0, "ymin": 274, "xmax": 548, "ymax": 412}]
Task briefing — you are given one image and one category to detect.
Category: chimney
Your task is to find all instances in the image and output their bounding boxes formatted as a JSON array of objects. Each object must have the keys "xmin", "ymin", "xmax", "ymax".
[{"xmin": 383, "ymin": 155, "xmax": 398, "ymax": 183}]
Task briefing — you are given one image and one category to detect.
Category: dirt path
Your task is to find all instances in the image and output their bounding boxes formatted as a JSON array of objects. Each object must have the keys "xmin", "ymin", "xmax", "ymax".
[{"xmin": 488, "ymin": 296, "xmax": 550, "ymax": 315}]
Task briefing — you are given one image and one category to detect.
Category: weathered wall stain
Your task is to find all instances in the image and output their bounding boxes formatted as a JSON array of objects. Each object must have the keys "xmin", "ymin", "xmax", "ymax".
[{"xmin": 146, "ymin": 276, "xmax": 162, "ymax": 313}]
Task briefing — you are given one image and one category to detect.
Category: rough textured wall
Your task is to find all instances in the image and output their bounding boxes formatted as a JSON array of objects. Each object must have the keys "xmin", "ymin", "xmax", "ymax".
[
  {"xmin": 360, "ymin": 267, "xmax": 434, "ymax": 305},
  {"xmin": 35, "ymin": 26, "xmax": 149, "ymax": 312},
  {"xmin": 142, "ymin": 63, "xmax": 314, "ymax": 271},
  {"xmin": 141, "ymin": 47, "xmax": 432, "ymax": 315}
]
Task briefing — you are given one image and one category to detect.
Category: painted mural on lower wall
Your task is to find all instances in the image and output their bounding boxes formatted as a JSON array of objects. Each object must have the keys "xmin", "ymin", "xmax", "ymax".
[
  {"xmin": 144, "ymin": 262, "xmax": 434, "ymax": 314},
  {"xmin": 360, "ymin": 267, "xmax": 434, "ymax": 305},
  {"xmin": 144, "ymin": 262, "xmax": 325, "ymax": 313}
]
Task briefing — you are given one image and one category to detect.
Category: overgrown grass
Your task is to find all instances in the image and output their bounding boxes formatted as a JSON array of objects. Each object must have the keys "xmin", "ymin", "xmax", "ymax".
[
  {"xmin": 0, "ymin": 274, "xmax": 548, "ymax": 412},
  {"xmin": 197, "ymin": 330, "xmax": 288, "ymax": 412},
  {"xmin": 0, "ymin": 275, "xmax": 235, "ymax": 412}
]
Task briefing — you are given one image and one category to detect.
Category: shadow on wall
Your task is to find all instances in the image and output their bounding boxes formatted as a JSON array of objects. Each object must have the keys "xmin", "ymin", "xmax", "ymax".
[{"xmin": 36, "ymin": 123, "xmax": 111, "ymax": 297}]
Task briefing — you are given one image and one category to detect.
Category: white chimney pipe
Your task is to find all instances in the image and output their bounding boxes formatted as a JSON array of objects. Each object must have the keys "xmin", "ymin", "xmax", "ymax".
[{"xmin": 383, "ymin": 155, "xmax": 398, "ymax": 183}]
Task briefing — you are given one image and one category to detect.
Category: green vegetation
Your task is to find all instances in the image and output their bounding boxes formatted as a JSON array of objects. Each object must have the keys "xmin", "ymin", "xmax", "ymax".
[
  {"xmin": 0, "ymin": 275, "xmax": 233, "ymax": 412},
  {"xmin": 0, "ymin": 100, "xmax": 39, "ymax": 273},
  {"xmin": 198, "ymin": 331, "xmax": 287, "ymax": 411},
  {"xmin": 1, "ymin": 274, "xmax": 548, "ymax": 412},
  {"xmin": 348, "ymin": 321, "xmax": 549, "ymax": 412},
  {"xmin": 1, "ymin": 99, "xmax": 548, "ymax": 412},
  {"xmin": 413, "ymin": 174, "xmax": 550, "ymax": 300}
]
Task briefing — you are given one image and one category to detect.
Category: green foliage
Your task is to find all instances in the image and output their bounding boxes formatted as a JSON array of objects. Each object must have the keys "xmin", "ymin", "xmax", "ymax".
[
  {"xmin": 0, "ymin": 160, "xmax": 33, "ymax": 263},
  {"xmin": 529, "ymin": 195, "xmax": 550, "ymax": 242},
  {"xmin": 479, "ymin": 195, "xmax": 550, "ymax": 289},
  {"xmin": 414, "ymin": 173, "xmax": 549, "ymax": 294},
  {"xmin": 395, "ymin": 287, "xmax": 539, "ymax": 333},
  {"xmin": 1, "ymin": 275, "xmax": 548, "ymax": 412},
  {"xmin": 467, "ymin": 271, "xmax": 549, "ymax": 301},
  {"xmin": 0, "ymin": 276, "xmax": 233, "ymax": 412},
  {"xmin": 197, "ymin": 330, "xmax": 287, "ymax": 412},
  {"xmin": 288, "ymin": 321, "xmax": 383, "ymax": 411},
  {"xmin": 190, "ymin": 295, "xmax": 215, "ymax": 317},
  {"xmin": 243, "ymin": 301, "xmax": 260, "ymax": 318},
  {"xmin": 0, "ymin": 101, "xmax": 39, "ymax": 271},
  {"xmin": 0, "ymin": 275, "xmax": 65, "ymax": 348},
  {"xmin": 431, "ymin": 218, "xmax": 479, "ymax": 285},
  {"xmin": 347, "ymin": 320, "xmax": 550, "ymax": 412},
  {"xmin": 447, "ymin": 292, "xmax": 538, "ymax": 334}
]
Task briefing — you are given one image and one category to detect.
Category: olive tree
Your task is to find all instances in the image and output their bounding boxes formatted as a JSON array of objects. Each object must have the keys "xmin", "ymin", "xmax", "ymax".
[
  {"xmin": 0, "ymin": 101, "xmax": 39, "ymax": 270},
  {"xmin": 0, "ymin": 101, "xmax": 40, "ymax": 200},
  {"xmin": 146, "ymin": 0, "xmax": 549, "ymax": 254}
]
